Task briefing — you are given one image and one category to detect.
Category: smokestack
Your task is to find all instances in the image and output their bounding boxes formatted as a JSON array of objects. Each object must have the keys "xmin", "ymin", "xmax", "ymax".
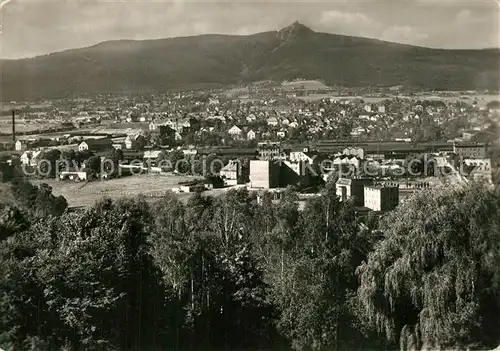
[{"xmin": 12, "ymin": 110, "xmax": 16, "ymax": 142}]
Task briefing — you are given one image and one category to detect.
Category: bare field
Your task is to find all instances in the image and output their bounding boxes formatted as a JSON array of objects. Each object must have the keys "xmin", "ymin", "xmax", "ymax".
[
  {"xmin": 31, "ymin": 174, "xmax": 242, "ymax": 208},
  {"xmin": 297, "ymin": 94, "xmax": 500, "ymax": 107},
  {"xmin": 32, "ymin": 174, "xmax": 200, "ymax": 207},
  {"xmin": 0, "ymin": 183, "xmax": 15, "ymax": 205},
  {"xmin": 0, "ymin": 123, "xmax": 60, "ymax": 135},
  {"xmin": 281, "ymin": 80, "xmax": 329, "ymax": 90},
  {"xmin": 224, "ymin": 87, "xmax": 249, "ymax": 97}
]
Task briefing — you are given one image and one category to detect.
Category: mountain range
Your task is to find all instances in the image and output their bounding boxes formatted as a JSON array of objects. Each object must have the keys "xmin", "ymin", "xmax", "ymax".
[{"xmin": 1, "ymin": 22, "xmax": 499, "ymax": 101}]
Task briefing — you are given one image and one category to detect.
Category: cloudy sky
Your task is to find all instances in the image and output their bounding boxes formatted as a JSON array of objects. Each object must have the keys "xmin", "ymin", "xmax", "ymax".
[{"xmin": 0, "ymin": 0, "xmax": 499, "ymax": 59}]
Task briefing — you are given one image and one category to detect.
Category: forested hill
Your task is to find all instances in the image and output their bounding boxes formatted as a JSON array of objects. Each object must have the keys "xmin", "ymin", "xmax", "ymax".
[
  {"xmin": 1, "ymin": 21, "xmax": 499, "ymax": 101},
  {"xmin": 2, "ymin": 178, "xmax": 500, "ymax": 350}
]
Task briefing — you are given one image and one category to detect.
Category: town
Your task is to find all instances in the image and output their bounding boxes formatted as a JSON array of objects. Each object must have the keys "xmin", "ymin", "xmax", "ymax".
[
  {"xmin": 1, "ymin": 2, "xmax": 500, "ymax": 349},
  {"xmin": 1, "ymin": 80, "xmax": 498, "ymax": 212}
]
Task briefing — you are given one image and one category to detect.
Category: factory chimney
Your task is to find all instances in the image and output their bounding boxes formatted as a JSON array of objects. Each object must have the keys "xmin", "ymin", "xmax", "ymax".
[{"xmin": 12, "ymin": 110, "xmax": 16, "ymax": 142}]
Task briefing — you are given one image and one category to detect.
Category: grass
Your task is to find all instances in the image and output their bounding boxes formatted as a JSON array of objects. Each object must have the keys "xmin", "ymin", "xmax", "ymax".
[
  {"xmin": 297, "ymin": 93, "xmax": 500, "ymax": 107},
  {"xmin": 31, "ymin": 174, "xmax": 196, "ymax": 208},
  {"xmin": 0, "ymin": 183, "xmax": 14, "ymax": 205},
  {"xmin": 31, "ymin": 174, "xmax": 240, "ymax": 208},
  {"xmin": 281, "ymin": 80, "xmax": 329, "ymax": 91}
]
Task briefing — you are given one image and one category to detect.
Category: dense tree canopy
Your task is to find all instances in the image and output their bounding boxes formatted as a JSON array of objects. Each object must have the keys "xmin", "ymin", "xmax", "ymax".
[
  {"xmin": 1, "ymin": 179, "xmax": 500, "ymax": 350},
  {"xmin": 357, "ymin": 184, "xmax": 500, "ymax": 350}
]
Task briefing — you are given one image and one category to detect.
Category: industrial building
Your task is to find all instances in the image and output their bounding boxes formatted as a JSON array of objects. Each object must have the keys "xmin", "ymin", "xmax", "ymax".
[
  {"xmin": 257, "ymin": 142, "xmax": 281, "ymax": 160},
  {"xmin": 220, "ymin": 160, "xmax": 241, "ymax": 185},
  {"xmin": 364, "ymin": 185, "xmax": 399, "ymax": 212},
  {"xmin": 249, "ymin": 160, "xmax": 281, "ymax": 189},
  {"xmin": 335, "ymin": 177, "xmax": 374, "ymax": 207},
  {"xmin": 453, "ymin": 143, "xmax": 488, "ymax": 159}
]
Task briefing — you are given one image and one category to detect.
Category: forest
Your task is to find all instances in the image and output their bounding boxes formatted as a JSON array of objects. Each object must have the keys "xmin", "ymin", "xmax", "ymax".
[{"xmin": 1, "ymin": 179, "xmax": 500, "ymax": 351}]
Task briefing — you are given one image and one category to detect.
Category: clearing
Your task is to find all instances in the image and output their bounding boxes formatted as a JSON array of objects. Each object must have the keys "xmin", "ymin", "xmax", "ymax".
[{"xmin": 31, "ymin": 174, "xmax": 243, "ymax": 208}]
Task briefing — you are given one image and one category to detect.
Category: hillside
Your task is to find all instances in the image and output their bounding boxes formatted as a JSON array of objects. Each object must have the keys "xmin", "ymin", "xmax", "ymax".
[{"xmin": 1, "ymin": 22, "xmax": 499, "ymax": 101}]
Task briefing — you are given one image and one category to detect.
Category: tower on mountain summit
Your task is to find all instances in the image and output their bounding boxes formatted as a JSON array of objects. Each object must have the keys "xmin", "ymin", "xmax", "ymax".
[{"xmin": 277, "ymin": 21, "xmax": 315, "ymax": 41}]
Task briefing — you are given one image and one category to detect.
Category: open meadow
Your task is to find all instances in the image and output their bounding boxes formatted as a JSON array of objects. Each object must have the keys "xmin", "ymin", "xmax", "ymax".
[
  {"xmin": 297, "ymin": 93, "xmax": 500, "ymax": 108},
  {"xmin": 281, "ymin": 79, "xmax": 329, "ymax": 91},
  {"xmin": 0, "ymin": 119, "xmax": 61, "ymax": 135},
  {"xmin": 32, "ymin": 174, "xmax": 199, "ymax": 208},
  {"xmin": 31, "ymin": 174, "xmax": 242, "ymax": 208}
]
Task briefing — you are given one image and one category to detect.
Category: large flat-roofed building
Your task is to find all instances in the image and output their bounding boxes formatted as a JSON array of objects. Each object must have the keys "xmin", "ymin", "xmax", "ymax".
[
  {"xmin": 258, "ymin": 144, "xmax": 281, "ymax": 160},
  {"xmin": 250, "ymin": 160, "xmax": 281, "ymax": 189},
  {"xmin": 343, "ymin": 147, "xmax": 364, "ymax": 159},
  {"xmin": 335, "ymin": 177, "xmax": 374, "ymax": 207},
  {"xmin": 453, "ymin": 143, "xmax": 488, "ymax": 159},
  {"xmin": 463, "ymin": 158, "xmax": 492, "ymax": 183},
  {"xmin": 281, "ymin": 160, "xmax": 316, "ymax": 188},
  {"xmin": 364, "ymin": 185, "xmax": 399, "ymax": 212}
]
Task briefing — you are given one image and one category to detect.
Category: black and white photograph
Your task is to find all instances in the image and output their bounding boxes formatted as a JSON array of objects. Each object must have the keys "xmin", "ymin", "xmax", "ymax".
[{"xmin": 0, "ymin": 0, "xmax": 500, "ymax": 350}]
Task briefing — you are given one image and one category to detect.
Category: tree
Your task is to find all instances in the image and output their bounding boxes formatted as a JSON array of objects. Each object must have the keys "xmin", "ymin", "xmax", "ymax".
[
  {"xmin": 10, "ymin": 178, "xmax": 67, "ymax": 217},
  {"xmin": 0, "ymin": 197, "xmax": 170, "ymax": 349},
  {"xmin": 486, "ymin": 100, "xmax": 500, "ymax": 110},
  {"xmin": 75, "ymin": 150, "xmax": 93, "ymax": 167},
  {"xmin": 357, "ymin": 184, "xmax": 500, "ymax": 350},
  {"xmin": 85, "ymin": 156, "xmax": 101, "ymax": 175},
  {"xmin": 268, "ymin": 186, "xmax": 380, "ymax": 350},
  {"xmin": 0, "ymin": 203, "xmax": 27, "ymax": 241},
  {"xmin": 61, "ymin": 149, "xmax": 76, "ymax": 163},
  {"xmin": 38, "ymin": 149, "xmax": 61, "ymax": 178}
]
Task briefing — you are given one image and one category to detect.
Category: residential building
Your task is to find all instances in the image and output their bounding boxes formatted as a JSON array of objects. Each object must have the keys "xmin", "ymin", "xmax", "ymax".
[
  {"xmin": 59, "ymin": 170, "xmax": 89, "ymax": 182},
  {"xmin": 247, "ymin": 130, "xmax": 256, "ymax": 140},
  {"xmin": 220, "ymin": 160, "xmax": 241, "ymax": 185},
  {"xmin": 20, "ymin": 150, "xmax": 42, "ymax": 166},
  {"xmin": 343, "ymin": 147, "xmax": 364, "ymax": 159},
  {"xmin": 333, "ymin": 156, "xmax": 362, "ymax": 171},
  {"xmin": 246, "ymin": 114, "xmax": 256, "ymax": 123},
  {"xmin": 15, "ymin": 140, "xmax": 28, "ymax": 152},
  {"xmin": 289, "ymin": 151, "xmax": 317, "ymax": 163},
  {"xmin": 335, "ymin": 177, "xmax": 374, "ymax": 207},
  {"xmin": 157, "ymin": 126, "xmax": 176, "ymax": 140},
  {"xmin": 150, "ymin": 119, "xmax": 177, "ymax": 132},
  {"xmin": 143, "ymin": 150, "xmax": 163, "ymax": 167},
  {"xmin": 124, "ymin": 134, "xmax": 145, "ymax": 150},
  {"xmin": 453, "ymin": 143, "xmax": 488, "ymax": 159},
  {"xmin": 281, "ymin": 160, "xmax": 316, "ymax": 188},
  {"xmin": 258, "ymin": 144, "xmax": 281, "ymax": 160},
  {"xmin": 228, "ymin": 125, "xmax": 243, "ymax": 140},
  {"xmin": 78, "ymin": 138, "xmax": 112, "ymax": 152},
  {"xmin": 463, "ymin": 158, "xmax": 492, "ymax": 183},
  {"xmin": 177, "ymin": 119, "xmax": 191, "ymax": 133},
  {"xmin": 183, "ymin": 148, "xmax": 198, "ymax": 156},
  {"xmin": 267, "ymin": 117, "xmax": 279, "ymax": 126},
  {"xmin": 364, "ymin": 185, "xmax": 399, "ymax": 212},
  {"xmin": 149, "ymin": 121, "xmax": 161, "ymax": 131}
]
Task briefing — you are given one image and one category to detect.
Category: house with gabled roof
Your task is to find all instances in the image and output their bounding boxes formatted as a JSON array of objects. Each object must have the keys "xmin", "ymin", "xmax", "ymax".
[
  {"xmin": 125, "ymin": 134, "xmax": 146, "ymax": 150},
  {"xmin": 228, "ymin": 125, "xmax": 243, "ymax": 140},
  {"xmin": 247, "ymin": 129, "xmax": 256, "ymax": 140},
  {"xmin": 78, "ymin": 138, "xmax": 113, "ymax": 152},
  {"xmin": 267, "ymin": 117, "xmax": 279, "ymax": 126},
  {"xmin": 20, "ymin": 150, "xmax": 42, "ymax": 166}
]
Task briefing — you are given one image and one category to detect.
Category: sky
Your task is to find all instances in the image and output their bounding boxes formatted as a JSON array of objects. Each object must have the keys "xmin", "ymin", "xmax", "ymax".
[{"xmin": 0, "ymin": 0, "xmax": 499, "ymax": 59}]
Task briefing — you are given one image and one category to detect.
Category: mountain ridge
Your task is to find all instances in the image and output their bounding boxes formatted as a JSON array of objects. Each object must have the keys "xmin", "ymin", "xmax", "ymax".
[
  {"xmin": 5, "ymin": 21, "xmax": 499, "ymax": 61},
  {"xmin": 1, "ymin": 22, "xmax": 499, "ymax": 100}
]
